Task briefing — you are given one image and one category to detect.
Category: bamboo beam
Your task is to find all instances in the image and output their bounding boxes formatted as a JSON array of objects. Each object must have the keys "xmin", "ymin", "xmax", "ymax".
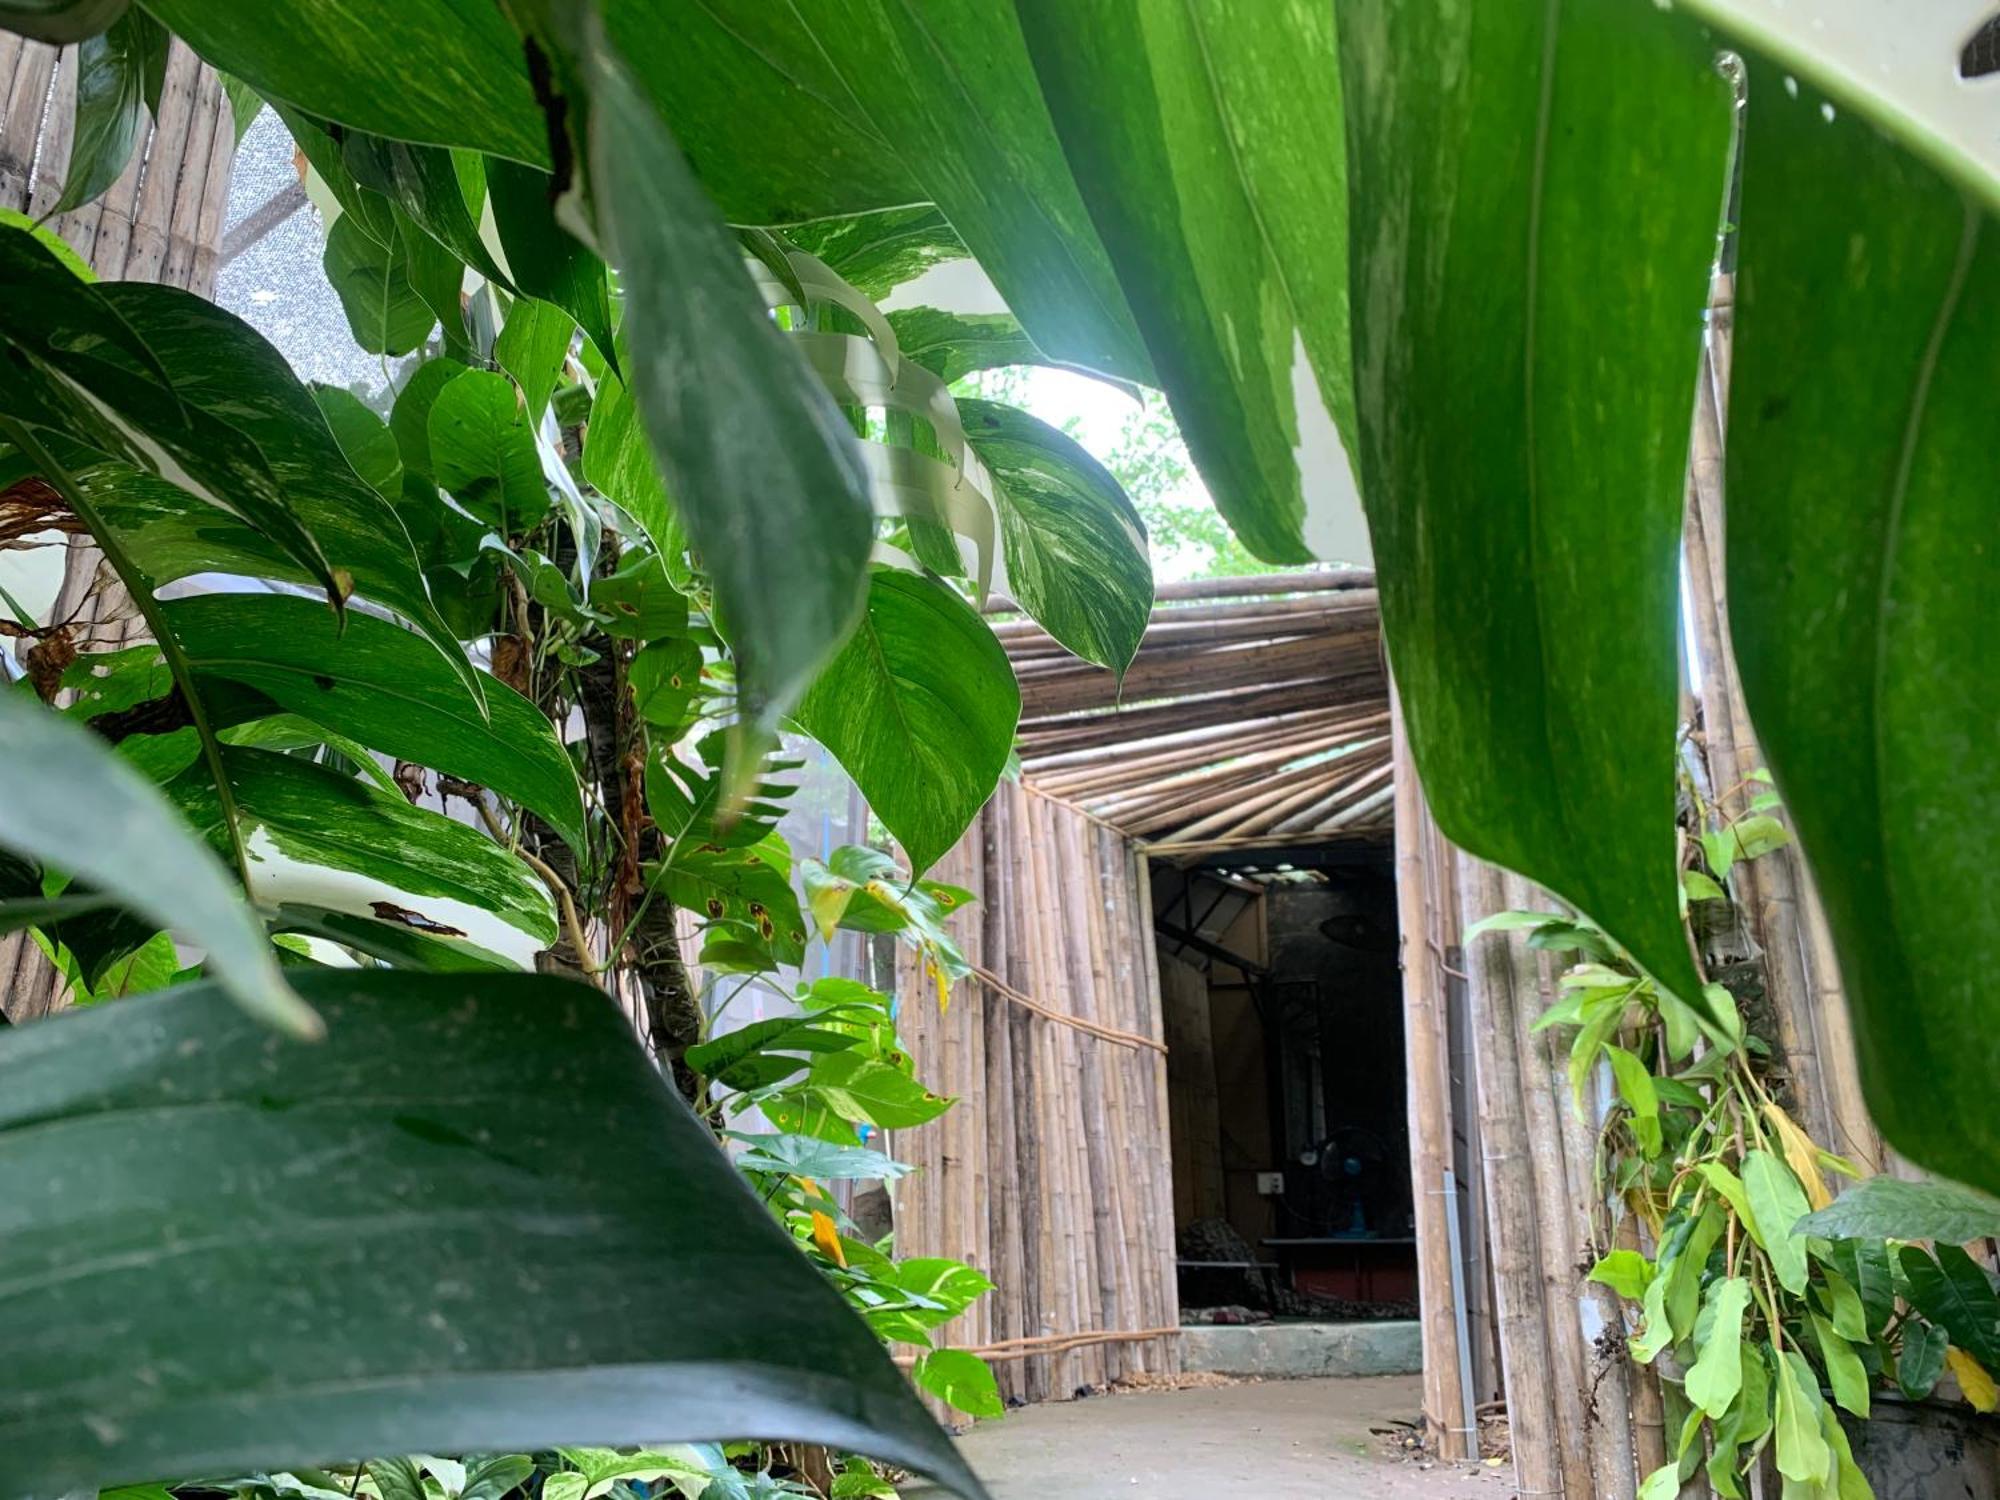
[{"xmin": 1150, "ymin": 568, "xmax": 1374, "ymax": 601}]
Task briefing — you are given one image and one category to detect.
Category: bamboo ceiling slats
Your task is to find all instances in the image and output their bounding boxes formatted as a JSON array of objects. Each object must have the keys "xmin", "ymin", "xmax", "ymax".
[{"xmin": 1000, "ymin": 569, "xmax": 1390, "ymax": 852}]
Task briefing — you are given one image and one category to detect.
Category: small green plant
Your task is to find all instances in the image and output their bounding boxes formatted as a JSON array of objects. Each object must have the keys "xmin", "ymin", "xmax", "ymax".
[{"xmin": 1471, "ymin": 787, "xmax": 1999, "ymax": 1500}]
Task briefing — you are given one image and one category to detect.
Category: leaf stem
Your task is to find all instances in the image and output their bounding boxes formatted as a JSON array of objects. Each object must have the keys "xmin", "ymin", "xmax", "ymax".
[{"xmin": 3, "ymin": 420, "xmax": 256, "ymax": 893}]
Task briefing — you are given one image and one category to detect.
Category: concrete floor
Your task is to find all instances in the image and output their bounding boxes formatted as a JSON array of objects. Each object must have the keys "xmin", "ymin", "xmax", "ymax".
[{"xmin": 905, "ymin": 1375, "xmax": 1507, "ymax": 1500}]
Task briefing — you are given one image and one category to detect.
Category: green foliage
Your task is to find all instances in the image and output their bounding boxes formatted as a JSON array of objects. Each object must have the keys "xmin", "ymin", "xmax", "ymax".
[
  {"xmin": 959, "ymin": 398, "xmax": 1152, "ymax": 673},
  {"xmin": 52, "ymin": 8, "xmax": 164, "ymax": 211},
  {"xmin": 793, "ymin": 570, "xmax": 1019, "ymax": 874},
  {"xmin": 14, "ymin": 0, "xmax": 2000, "ymax": 1489},
  {"xmin": 1719, "ymin": 41, "xmax": 2000, "ymax": 1199},
  {"xmin": 1019, "ymin": 0, "xmax": 1354, "ymax": 563},
  {"xmin": 1477, "ymin": 784, "xmax": 1984, "ymax": 1497},
  {"xmin": 0, "ymin": 692, "xmax": 306, "ymax": 1033},
  {"xmin": 1800, "ymin": 1176, "xmax": 2000, "ymax": 1246},
  {"xmin": 0, "ymin": 972, "xmax": 979, "ymax": 1497},
  {"xmin": 1342, "ymin": 0, "xmax": 1728, "ymax": 1031},
  {"xmin": 164, "ymin": 593, "xmax": 585, "ymax": 851},
  {"xmin": 324, "ymin": 214, "xmax": 437, "ymax": 356},
  {"xmin": 572, "ymin": 18, "xmax": 873, "ymax": 758}
]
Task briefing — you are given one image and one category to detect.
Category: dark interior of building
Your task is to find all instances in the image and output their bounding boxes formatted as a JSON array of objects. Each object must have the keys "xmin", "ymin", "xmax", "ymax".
[{"xmin": 1154, "ymin": 841, "xmax": 1418, "ymax": 1323}]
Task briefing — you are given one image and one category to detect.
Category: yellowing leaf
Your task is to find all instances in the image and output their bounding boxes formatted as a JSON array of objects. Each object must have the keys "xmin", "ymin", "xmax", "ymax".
[
  {"xmin": 811, "ymin": 1210, "xmax": 847, "ymax": 1268},
  {"xmin": 807, "ymin": 880, "xmax": 856, "ymax": 942},
  {"xmin": 1947, "ymin": 1346, "xmax": 1998, "ymax": 1413},
  {"xmin": 1763, "ymin": 1100, "xmax": 1832, "ymax": 1210},
  {"xmin": 926, "ymin": 954, "xmax": 949, "ymax": 1014}
]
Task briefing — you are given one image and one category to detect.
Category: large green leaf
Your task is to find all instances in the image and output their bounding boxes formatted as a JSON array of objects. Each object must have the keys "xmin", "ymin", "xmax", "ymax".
[
  {"xmin": 139, "ymin": 0, "xmax": 547, "ymax": 166},
  {"xmin": 651, "ymin": 841, "xmax": 808, "ymax": 971},
  {"xmin": 311, "ymin": 385, "xmax": 404, "ymax": 497},
  {"xmin": 165, "ymin": 593, "xmax": 584, "ymax": 852},
  {"xmin": 574, "ymin": 16, "xmax": 873, "ymax": 748},
  {"xmin": 1900, "ymin": 1245, "xmax": 2000, "ymax": 1373},
  {"xmin": 600, "ymin": 0, "xmax": 918, "ymax": 225},
  {"xmin": 0, "ymin": 226, "xmax": 340, "ymax": 604},
  {"xmin": 767, "ymin": 1, "xmax": 1149, "ymax": 383},
  {"xmin": 495, "ymin": 296, "xmax": 576, "ymax": 426},
  {"xmin": 887, "ymin": 306, "xmax": 1135, "ymax": 400},
  {"xmin": 784, "ymin": 207, "xmax": 967, "ymax": 301},
  {"xmin": 52, "ymin": 9, "xmax": 164, "ymax": 213},
  {"xmin": 341, "ymin": 130, "xmax": 510, "ymax": 288},
  {"xmin": 1741, "ymin": 1150, "xmax": 1811, "ymax": 1296},
  {"xmin": 1016, "ymin": 0, "xmax": 1354, "ymax": 563},
  {"xmin": 168, "ymin": 747, "xmax": 555, "ymax": 949},
  {"xmin": 77, "ymin": 462, "xmax": 473, "ymax": 709},
  {"xmin": 1336, "ymin": 0, "xmax": 1729, "ymax": 1016},
  {"xmin": 0, "ymin": 693, "xmax": 308, "ymax": 1035},
  {"xmin": 959, "ymin": 397, "xmax": 1151, "ymax": 674},
  {"xmin": 578, "ymin": 370, "xmax": 669, "ymax": 548},
  {"xmin": 1718, "ymin": 49, "xmax": 2000, "ymax": 1194},
  {"xmin": 792, "ymin": 568, "xmax": 1019, "ymax": 874},
  {"xmin": 36, "ymin": 272, "xmax": 473, "ymax": 694},
  {"xmin": 0, "ymin": 970, "xmax": 985, "ymax": 1499}
]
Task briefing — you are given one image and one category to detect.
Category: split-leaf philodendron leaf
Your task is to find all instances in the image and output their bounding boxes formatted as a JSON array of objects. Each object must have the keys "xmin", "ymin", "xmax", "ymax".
[{"xmin": 0, "ymin": 971, "xmax": 986, "ymax": 1499}]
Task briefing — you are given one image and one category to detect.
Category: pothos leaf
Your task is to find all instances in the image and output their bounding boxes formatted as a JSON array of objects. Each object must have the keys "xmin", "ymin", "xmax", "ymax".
[
  {"xmin": 909, "ymin": 1349, "xmax": 1002, "ymax": 1421},
  {"xmin": 792, "ymin": 568, "xmax": 1019, "ymax": 875},
  {"xmin": 53, "ymin": 8, "xmax": 165, "ymax": 213}
]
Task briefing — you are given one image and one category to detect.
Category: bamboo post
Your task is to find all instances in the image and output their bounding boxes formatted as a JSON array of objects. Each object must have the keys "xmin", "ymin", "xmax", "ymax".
[
  {"xmin": 1488, "ymin": 880, "xmax": 1592, "ymax": 1500},
  {"xmin": 1131, "ymin": 843, "xmax": 1182, "ymax": 1373},
  {"xmin": 997, "ymin": 785, "xmax": 1050, "ymax": 1403},
  {"xmin": 979, "ymin": 802, "xmax": 1025, "ymax": 1402},
  {"xmin": 1392, "ymin": 687, "xmax": 1471, "ymax": 1461}
]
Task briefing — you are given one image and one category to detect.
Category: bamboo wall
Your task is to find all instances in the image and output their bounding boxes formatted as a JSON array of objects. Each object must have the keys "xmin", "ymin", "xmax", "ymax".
[
  {"xmin": 0, "ymin": 34, "xmax": 240, "ymax": 1027},
  {"xmin": 0, "ymin": 35, "xmax": 237, "ymax": 295},
  {"xmin": 895, "ymin": 779, "xmax": 1182, "ymax": 1406}
]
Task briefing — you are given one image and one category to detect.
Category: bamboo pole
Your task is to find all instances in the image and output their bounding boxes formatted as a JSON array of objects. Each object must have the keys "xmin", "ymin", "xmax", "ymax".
[
  {"xmin": 1131, "ymin": 842, "xmax": 1183, "ymax": 1373},
  {"xmin": 979, "ymin": 800, "xmax": 1025, "ymax": 1401},
  {"xmin": 988, "ymin": 566, "xmax": 1374, "ymax": 615},
  {"xmin": 1460, "ymin": 858, "xmax": 1564, "ymax": 1500},
  {"xmin": 1393, "ymin": 687, "xmax": 1471, "ymax": 1462},
  {"xmin": 998, "ymin": 785, "xmax": 1050, "ymax": 1404}
]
